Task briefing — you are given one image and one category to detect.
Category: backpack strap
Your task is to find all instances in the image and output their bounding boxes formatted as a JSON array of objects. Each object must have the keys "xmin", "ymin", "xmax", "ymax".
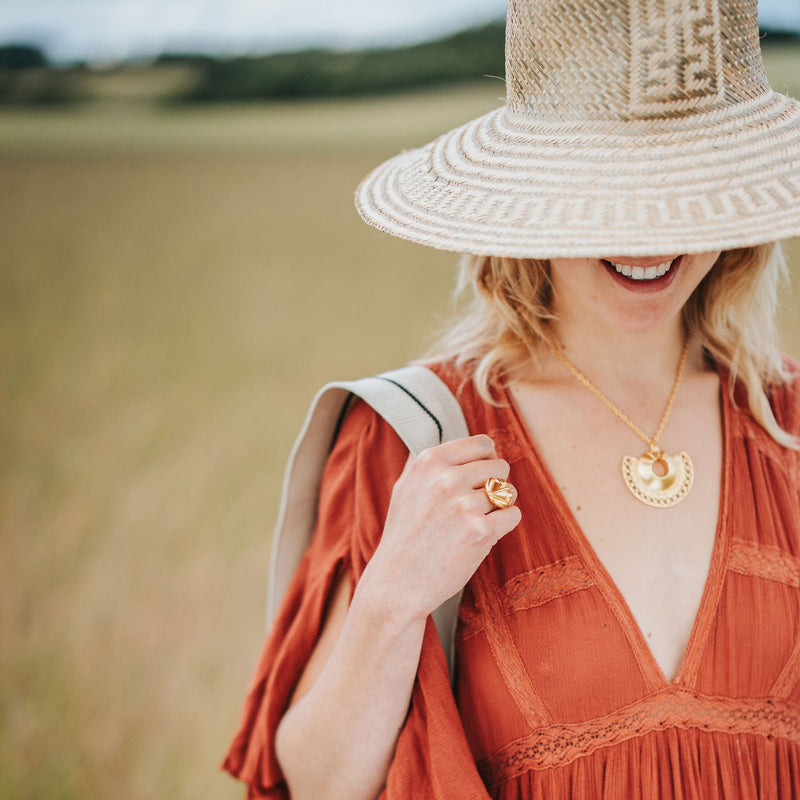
[{"xmin": 268, "ymin": 365, "xmax": 469, "ymax": 681}]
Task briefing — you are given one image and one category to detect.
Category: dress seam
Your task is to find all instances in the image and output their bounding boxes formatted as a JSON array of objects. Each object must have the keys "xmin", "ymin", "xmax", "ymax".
[{"xmin": 476, "ymin": 689, "xmax": 800, "ymax": 788}]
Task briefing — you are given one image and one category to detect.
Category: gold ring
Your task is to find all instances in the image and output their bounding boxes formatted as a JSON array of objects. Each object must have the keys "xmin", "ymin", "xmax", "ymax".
[{"xmin": 485, "ymin": 477, "xmax": 516, "ymax": 509}]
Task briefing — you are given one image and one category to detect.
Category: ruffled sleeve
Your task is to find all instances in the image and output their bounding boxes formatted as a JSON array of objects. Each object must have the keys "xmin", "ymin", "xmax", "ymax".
[{"xmin": 221, "ymin": 397, "xmax": 490, "ymax": 799}]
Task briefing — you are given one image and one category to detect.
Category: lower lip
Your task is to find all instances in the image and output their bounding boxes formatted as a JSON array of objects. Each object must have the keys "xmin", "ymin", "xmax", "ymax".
[{"xmin": 602, "ymin": 257, "xmax": 682, "ymax": 293}]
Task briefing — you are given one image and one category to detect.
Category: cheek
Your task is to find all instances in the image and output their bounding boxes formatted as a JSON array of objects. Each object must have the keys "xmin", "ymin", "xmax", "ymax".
[
  {"xmin": 549, "ymin": 259, "xmax": 602, "ymax": 295},
  {"xmin": 689, "ymin": 252, "xmax": 722, "ymax": 284}
]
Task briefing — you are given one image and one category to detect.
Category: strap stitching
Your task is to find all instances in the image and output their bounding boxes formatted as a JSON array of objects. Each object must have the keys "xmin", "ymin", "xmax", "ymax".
[{"xmin": 378, "ymin": 376, "xmax": 444, "ymax": 444}]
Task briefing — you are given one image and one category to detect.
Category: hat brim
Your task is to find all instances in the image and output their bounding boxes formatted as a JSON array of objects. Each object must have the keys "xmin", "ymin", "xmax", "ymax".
[{"xmin": 355, "ymin": 91, "xmax": 800, "ymax": 258}]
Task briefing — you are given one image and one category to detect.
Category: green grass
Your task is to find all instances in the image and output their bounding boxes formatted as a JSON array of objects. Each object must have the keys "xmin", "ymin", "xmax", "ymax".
[{"xmin": 1, "ymin": 66, "xmax": 799, "ymax": 799}]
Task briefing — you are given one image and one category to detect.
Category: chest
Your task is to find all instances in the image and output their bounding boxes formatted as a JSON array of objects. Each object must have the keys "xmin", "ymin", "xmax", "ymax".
[
  {"xmin": 507, "ymin": 374, "xmax": 723, "ymax": 681},
  {"xmin": 453, "ymin": 371, "xmax": 800, "ymax": 784}
]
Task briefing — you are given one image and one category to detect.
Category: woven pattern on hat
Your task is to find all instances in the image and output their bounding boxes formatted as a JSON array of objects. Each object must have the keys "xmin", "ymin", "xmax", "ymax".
[
  {"xmin": 356, "ymin": 0, "xmax": 800, "ymax": 257},
  {"xmin": 629, "ymin": 0, "xmax": 724, "ymax": 113}
]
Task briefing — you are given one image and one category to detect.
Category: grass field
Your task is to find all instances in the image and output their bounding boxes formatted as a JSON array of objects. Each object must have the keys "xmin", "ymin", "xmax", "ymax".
[{"xmin": 1, "ymin": 57, "xmax": 799, "ymax": 799}]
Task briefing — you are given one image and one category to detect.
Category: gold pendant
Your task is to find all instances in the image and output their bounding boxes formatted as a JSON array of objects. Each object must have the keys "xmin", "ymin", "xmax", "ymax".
[{"xmin": 621, "ymin": 449, "xmax": 694, "ymax": 508}]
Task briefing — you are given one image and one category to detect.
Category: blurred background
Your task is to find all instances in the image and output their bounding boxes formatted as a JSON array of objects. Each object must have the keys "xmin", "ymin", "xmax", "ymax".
[{"xmin": 1, "ymin": 2, "xmax": 799, "ymax": 798}]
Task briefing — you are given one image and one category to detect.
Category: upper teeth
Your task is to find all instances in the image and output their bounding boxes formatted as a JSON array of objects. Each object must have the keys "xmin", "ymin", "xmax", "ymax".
[{"xmin": 610, "ymin": 259, "xmax": 675, "ymax": 280}]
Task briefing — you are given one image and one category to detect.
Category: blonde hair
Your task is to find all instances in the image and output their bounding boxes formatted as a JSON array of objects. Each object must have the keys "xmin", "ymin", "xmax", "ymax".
[{"xmin": 426, "ymin": 245, "xmax": 799, "ymax": 448}]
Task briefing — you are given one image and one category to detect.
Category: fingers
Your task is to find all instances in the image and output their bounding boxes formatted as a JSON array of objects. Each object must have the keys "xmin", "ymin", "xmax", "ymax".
[
  {"xmin": 409, "ymin": 436, "xmax": 514, "ymax": 516},
  {"xmin": 457, "ymin": 500, "xmax": 522, "ymax": 557},
  {"xmin": 425, "ymin": 434, "xmax": 497, "ymax": 466},
  {"xmin": 457, "ymin": 459, "xmax": 514, "ymax": 515},
  {"xmin": 458, "ymin": 457, "xmax": 510, "ymax": 488},
  {"xmin": 485, "ymin": 504, "xmax": 523, "ymax": 543},
  {"xmin": 378, "ymin": 433, "xmax": 522, "ymax": 618}
]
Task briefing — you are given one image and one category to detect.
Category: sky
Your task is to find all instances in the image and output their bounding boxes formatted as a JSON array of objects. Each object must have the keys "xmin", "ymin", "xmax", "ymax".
[{"xmin": 1, "ymin": 0, "xmax": 798, "ymax": 65}]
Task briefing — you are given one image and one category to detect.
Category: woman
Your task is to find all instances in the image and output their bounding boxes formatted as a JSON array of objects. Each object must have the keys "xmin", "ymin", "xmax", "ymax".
[{"xmin": 224, "ymin": 0, "xmax": 800, "ymax": 797}]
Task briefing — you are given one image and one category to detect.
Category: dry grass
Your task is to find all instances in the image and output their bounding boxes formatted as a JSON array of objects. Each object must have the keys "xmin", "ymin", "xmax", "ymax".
[
  {"xmin": 0, "ymin": 82, "xmax": 505, "ymax": 154},
  {"xmin": 0, "ymin": 69, "xmax": 798, "ymax": 799},
  {"xmin": 0, "ymin": 118, "xmax": 463, "ymax": 799}
]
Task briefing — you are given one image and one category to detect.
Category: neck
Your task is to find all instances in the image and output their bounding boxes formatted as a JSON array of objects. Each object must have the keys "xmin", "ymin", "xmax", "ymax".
[{"xmin": 544, "ymin": 315, "xmax": 690, "ymax": 386}]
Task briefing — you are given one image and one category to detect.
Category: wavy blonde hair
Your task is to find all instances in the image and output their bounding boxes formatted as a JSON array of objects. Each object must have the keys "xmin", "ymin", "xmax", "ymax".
[{"xmin": 426, "ymin": 244, "xmax": 799, "ymax": 448}]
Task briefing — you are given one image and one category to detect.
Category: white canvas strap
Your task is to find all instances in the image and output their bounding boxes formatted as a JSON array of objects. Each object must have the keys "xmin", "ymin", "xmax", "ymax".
[{"xmin": 267, "ymin": 365, "xmax": 469, "ymax": 679}]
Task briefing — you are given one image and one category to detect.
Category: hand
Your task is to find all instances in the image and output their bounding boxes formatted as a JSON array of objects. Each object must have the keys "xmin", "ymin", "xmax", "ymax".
[{"xmin": 361, "ymin": 434, "xmax": 521, "ymax": 624}]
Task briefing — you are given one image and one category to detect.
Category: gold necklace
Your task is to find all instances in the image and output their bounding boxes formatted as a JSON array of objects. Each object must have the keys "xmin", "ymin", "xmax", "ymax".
[{"xmin": 545, "ymin": 337, "xmax": 694, "ymax": 508}]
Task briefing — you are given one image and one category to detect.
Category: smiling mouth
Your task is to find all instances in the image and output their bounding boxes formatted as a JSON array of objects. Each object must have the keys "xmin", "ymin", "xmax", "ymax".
[{"xmin": 603, "ymin": 258, "xmax": 677, "ymax": 281}]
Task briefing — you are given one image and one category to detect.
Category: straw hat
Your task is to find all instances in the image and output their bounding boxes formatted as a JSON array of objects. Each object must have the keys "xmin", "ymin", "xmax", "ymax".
[{"xmin": 355, "ymin": 0, "xmax": 800, "ymax": 257}]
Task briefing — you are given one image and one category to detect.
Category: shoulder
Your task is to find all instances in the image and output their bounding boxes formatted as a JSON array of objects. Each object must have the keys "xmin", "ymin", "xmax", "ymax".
[
  {"xmin": 312, "ymin": 399, "xmax": 408, "ymax": 564},
  {"xmin": 768, "ymin": 356, "xmax": 800, "ymax": 436},
  {"xmin": 424, "ymin": 358, "xmax": 476, "ymax": 396},
  {"xmin": 316, "ymin": 362, "xmax": 486, "ymax": 560},
  {"xmin": 326, "ymin": 358, "xmax": 501, "ymax": 472},
  {"xmin": 424, "ymin": 359, "xmax": 528, "ymax": 463},
  {"xmin": 327, "ymin": 396, "xmax": 407, "ymax": 474},
  {"xmin": 325, "ymin": 361, "xmax": 482, "ymax": 470},
  {"xmin": 722, "ymin": 355, "xmax": 800, "ymax": 439},
  {"xmin": 423, "ymin": 359, "xmax": 493, "ymax": 423}
]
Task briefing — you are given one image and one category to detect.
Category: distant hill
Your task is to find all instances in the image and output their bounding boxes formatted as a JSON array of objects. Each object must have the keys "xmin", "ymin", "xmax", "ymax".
[
  {"xmin": 0, "ymin": 44, "xmax": 48, "ymax": 70},
  {"xmin": 0, "ymin": 23, "xmax": 796, "ymax": 106},
  {"xmin": 175, "ymin": 22, "xmax": 506, "ymax": 103},
  {"xmin": 168, "ymin": 23, "xmax": 799, "ymax": 103},
  {"xmin": 761, "ymin": 26, "xmax": 800, "ymax": 42},
  {"xmin": 0, "ymin": 23, "xmax": 506, "ymax": 105}
]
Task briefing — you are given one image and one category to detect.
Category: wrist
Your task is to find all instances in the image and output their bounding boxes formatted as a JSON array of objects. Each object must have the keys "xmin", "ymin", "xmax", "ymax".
[{"xmin": 351, "ymin": 562, "xmax": 429, "ymax": 641}]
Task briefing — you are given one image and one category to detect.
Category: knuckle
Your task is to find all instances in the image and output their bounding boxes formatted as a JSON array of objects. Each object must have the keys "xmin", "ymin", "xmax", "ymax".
[
  {"xmin": 475, "ymin": 433, "xmax": 495, "ymax": 452},
  {"xmin": 467, "ymin": 516, "xmax": 493, "ymax": 544},
  {"xmin": 435, "ymin": 470, "xmax": 460, "ymax": 495},
  {"xmin": 453, "ymin": 493, "xmax": 474, "ymax": 516},
  {"xmin": 415, "ymin": 447, "xmax": 438, "ymax": 467},
  {"xmin": 414, "ymin": 447, "xmax": 442, "ymax": 474}
]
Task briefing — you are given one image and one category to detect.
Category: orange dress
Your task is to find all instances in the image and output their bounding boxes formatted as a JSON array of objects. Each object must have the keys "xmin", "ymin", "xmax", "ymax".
[{"xmin": 223, "ymin": 363, "xmax": 800, "ymax": 799}]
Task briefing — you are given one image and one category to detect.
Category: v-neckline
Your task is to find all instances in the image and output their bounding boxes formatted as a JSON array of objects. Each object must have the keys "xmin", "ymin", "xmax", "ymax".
[{"xmin": 501, "ymin": 370, "xmax": 732, "ymax": 691}]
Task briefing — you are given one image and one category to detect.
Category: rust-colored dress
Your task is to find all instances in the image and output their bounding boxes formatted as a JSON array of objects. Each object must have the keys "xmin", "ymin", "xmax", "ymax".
[{"xmin": 223, "ymin": 364, "xmax": 800, "ymax": 799}]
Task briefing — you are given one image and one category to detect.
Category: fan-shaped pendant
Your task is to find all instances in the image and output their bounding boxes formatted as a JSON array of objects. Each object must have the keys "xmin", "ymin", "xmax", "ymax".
[{"xmin": 621, "ymin": 449, "xmax": 694, "ymax": 508}]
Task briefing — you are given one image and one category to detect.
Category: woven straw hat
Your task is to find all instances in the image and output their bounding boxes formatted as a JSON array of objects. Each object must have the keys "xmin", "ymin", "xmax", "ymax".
[{"xmin": 355, "ymin": 0, "xmax": 800, "ymax": 257}]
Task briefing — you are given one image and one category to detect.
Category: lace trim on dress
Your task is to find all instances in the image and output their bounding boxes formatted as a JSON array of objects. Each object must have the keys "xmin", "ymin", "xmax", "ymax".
[
  {"xmin": 503, "ymin": 556, "xmax": 594, "ymax": 613},
  {"xmin": 457, "ymin": 603, "xmax": 484, "ymax": 642},
  {"xmin": 477, "ymin": 688, "xmax": 800, "ymax": 788},
  {"xmin": 728, "ymin": 538, "xmax": 800, "ymax": 588},
  {"xmin": 473, "ymin": 565, "xmax": 553, "ymax": 729},
  {"xmin": 458, "ymin": 556, "xmax": 594, "ymax": 641}
]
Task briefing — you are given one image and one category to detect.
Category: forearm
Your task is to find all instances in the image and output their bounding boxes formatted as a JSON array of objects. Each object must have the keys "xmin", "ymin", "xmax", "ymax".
[
  {"xmin": 274, "ymin": 568, "xmax": 427, "ymax": 800},
  {"xmin": 275, "ymin": 434, "xmax": 521, "ymax": 798}
]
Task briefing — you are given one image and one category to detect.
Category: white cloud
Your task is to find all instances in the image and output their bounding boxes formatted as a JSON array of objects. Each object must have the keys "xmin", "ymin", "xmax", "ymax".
[{"xmin": 0, "ymin": 0, "xmax": 507, "ymax": 61}]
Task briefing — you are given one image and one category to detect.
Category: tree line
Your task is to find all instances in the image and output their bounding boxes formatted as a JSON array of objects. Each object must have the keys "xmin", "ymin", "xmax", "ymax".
[
  {"xmin": 0, "ymin": 24, "xmax": 504, "ymax": 105},
  {"xmin": 0, "ymin": 23, "xmax": 797, "ymax": 106}
]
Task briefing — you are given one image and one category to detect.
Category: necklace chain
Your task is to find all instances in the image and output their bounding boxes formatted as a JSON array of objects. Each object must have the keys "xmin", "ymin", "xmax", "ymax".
[{"xmin": 544, "ymin": 336, "xmax": 690, "ymax": 453}]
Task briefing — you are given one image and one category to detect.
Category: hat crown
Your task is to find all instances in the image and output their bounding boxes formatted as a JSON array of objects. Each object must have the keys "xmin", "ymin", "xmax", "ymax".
[{"xmin": 505, "ymin": 0, "xmax": 770, "ymax": 122}]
